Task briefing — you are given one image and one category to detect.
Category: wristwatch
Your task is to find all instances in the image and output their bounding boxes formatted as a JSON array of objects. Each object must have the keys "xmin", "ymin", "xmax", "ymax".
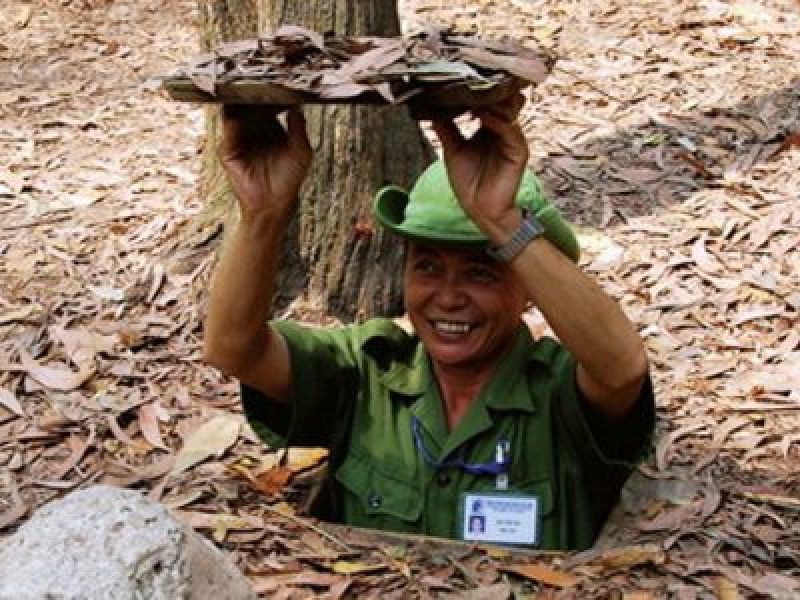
[{"xmin": 486, "ymin": 210, "xmax": 545, "ymax": 262}]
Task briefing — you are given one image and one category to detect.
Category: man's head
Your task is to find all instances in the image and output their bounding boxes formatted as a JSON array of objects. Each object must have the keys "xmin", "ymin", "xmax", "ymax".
[{"xmin": 373, "ymin": 160, "xmax": 579, "ymax": 369}]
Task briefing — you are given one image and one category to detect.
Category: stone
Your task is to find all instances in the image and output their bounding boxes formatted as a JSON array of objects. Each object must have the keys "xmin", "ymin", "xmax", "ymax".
[{"xmin": 0, "ymin": 485, "xmax": 256, "ymax": 600}]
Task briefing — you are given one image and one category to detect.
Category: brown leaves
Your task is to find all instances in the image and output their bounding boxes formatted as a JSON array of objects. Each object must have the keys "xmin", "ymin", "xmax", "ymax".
[
  {"xmin": 567, "ymin": 544, "xmax": 666, "ymax": 571},
  {"xmin": 137, "ymin": 402, "xmax": 169, "ymax": 450},
  {"xmin": 161, "ymin": 26, "xmax": 552, "ymax": 105},
  {"xmin": 19, "ymin": 351, "xmax": 96, "ymax": 392},
  {"xmin": 0, "ymin": 388, "xmax": 25, "ymax": 418},
  {"xmin": 499, "ymin": 562, "xmax": 579, "ymax": 588},
  {"xmin": 2, "ymin": 0, "xmax": 799, "ymax": 598},
  {"xmin": 170, "ymin": 415, "xmax": 240, "ymax": 475},
  {"xmin": 245, "ymin": 465, "xmax": 293, "ymax": 497},
  {"xmin": 769, "ymin": 131, "xmax": 800, "ymax": 159},
  {"xmin": 238, "ymin": 447, "xmax": 328, "ymax": 496}
]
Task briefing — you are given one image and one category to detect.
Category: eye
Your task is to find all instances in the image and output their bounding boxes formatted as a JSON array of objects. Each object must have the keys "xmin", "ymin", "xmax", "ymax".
[
  {"xmin": 466, "ymin": 266, "xmax": 498, "ymax": 283},
  {"xmin": 412, "ymin": 258, "xmax": 439, "ymax": 275}
]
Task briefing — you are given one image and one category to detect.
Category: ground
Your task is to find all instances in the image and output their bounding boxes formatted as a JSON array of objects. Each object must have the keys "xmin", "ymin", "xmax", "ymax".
[{"xmin": 0, "ymin": 0, "xmax": 798, "ymax": 598}]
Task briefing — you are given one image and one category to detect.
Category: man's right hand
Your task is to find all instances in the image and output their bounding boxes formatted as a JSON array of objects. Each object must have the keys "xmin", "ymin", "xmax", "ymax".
[{"xmin": 218, "ymin": 105, "xmax": 313, "ymax": 217}]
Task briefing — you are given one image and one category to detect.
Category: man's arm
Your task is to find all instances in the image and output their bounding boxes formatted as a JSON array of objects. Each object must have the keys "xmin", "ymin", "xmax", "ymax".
[
  {"xmin": 203, "ymin": 107, "xmax": 312, "ymax": 403},
  {"xmin": 431, "ymin": 97, "xmax": 648, "ymax": 420},
  {"xmin": 507, "ymin": 235, "xmax": 648, "ymax": 419}
]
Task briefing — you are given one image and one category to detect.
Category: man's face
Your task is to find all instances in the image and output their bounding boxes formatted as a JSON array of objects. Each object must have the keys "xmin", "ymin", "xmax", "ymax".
[{"xmin": 404, "ymin": 243, "xmax": 527, "ymax": 370}]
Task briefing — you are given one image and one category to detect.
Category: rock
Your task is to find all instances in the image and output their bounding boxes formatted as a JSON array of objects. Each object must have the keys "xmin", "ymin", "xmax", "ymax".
[{"xmin": 0, "ymin": 485, "xmax": 256, "ymax": 600}]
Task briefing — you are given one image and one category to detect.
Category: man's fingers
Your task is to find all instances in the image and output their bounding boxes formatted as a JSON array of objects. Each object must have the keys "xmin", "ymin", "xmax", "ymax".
[
  {"xmin": 509, "ymin": 92, "xmax": 526, "ymax": 120},
  {"xmin": 476, "ymin": 111, "xmax": 520, "ymax": 138},
  {"xmin": 432, "ymin": 118, "xmax": 466, "ymax": 158},
  {"xmin": 220, "ymin": 106, "xmax": 249, "ymax": 156},
  {"xmin": 286, "ymin": 108, "xmax": 312, "ymax": 158},
  {"xmin": 220, "ymin": 104, "xmax": 292, "ymax": 158},
  {"xmin": 473, "ymin": 92, "xmax": 526, "ymax": 125},
  {"xmin": 475, "ymin": 111, "xmax": 529, "ymax": 163}
]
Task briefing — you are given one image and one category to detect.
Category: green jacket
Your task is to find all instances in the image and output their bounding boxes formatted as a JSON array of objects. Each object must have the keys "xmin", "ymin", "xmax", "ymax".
[{"xmin": 242, "ymin": 318, "xmax": 654, "ymax": 550}]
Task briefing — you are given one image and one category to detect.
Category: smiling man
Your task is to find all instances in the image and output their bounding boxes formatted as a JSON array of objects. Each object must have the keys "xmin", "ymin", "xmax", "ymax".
[{"xmin": 204, "ymin": 95, "xmax": 655, "ymax": 550}]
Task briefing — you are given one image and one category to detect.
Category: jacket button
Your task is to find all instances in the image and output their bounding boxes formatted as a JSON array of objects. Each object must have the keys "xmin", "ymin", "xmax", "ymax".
[
  {"xmin": 367, "ymin": 492, "xmax": 383, "ymax": 509},
  {"xmin": 436, "ymin": 472, "xmax": 451, "ymax": 486}
]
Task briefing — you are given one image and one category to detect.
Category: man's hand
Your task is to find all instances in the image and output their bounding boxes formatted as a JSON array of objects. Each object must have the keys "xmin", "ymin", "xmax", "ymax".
[
  {"xmin": 205, "ymin": 105, "xmax": 309, "ymax": 403},
  {"xmin": 431, "ymin": 92, "xmax": 529, "ymax": 245},
  {"xmin": 219, "ymin": 105, "xmax": 312, "ymax": 218}
]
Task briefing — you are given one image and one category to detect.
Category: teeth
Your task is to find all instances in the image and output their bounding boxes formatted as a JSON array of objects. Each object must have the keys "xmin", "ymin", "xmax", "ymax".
[{"xmin": 433, "ymin": 321, "xmax": 471, "ymax": 334}]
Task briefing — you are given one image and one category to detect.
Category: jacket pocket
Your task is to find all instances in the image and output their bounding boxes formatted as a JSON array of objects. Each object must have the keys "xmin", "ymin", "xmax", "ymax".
[
  {"xmin": 516, "ymin": 477, "xmax": 554, "ymax": 518},
  {"xmin": 334, "ymin": 450, "xmax": 423, "ymax": 530}
]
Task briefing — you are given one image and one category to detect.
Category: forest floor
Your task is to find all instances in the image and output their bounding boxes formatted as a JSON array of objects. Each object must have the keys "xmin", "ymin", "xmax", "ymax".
[{"xmin": 1, "ymin": 0, "xmax": 799, "ymax": 598}]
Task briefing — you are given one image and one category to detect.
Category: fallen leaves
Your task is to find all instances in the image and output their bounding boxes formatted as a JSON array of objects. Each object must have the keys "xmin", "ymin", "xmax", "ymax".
[
  {"xmin": 159, "ymin": 26, "xmax": 552, "ymax": 106},
  {"xmin": 234, "ymin": 447, "xmax": 328, "ymax": 496},
  {"xmin": 1, "ymin": 0, "xmax": 799, "ymax": 598},
  {"xmin": 170, "ymin": 415, "xmax": 240, "ymax": 475},
  {"xmin": 19, "ymin": 352, "xmax": 96, "ymax": 392},
  {"xmin": 244, "ymin": 465, "xmax": 293, "ymax": 497},
  {"xmin": 565, "ymin": 544, "xmax": 666, "ymax": 571},
  {"xmin": 735, "ymin": 487, "xmax": 800, "ymax": 512},
  {"xmin": 175, "ymin": 510, "xmax": 262, "ymax": 543},
  {"xmin": 499, "ymin": 562, "xmax": 579, "ymax": 588},
  {"xmin": 330, "ymin": 560, "xmax": 388, "ymax": 575},
  {"xmin": 0, "ymin": 487, "xmax": 28, "ymax": 530},
  {"xmin": 137, "ymin": 401, "xmax": 169, "ymax": 450},
  {"xmin": 769, "ymin": 130, "xmax": 800, "ymax": 159},
  {"xmin": 0, "ymin": 388, "xmax": 24, "ymax": 418}
]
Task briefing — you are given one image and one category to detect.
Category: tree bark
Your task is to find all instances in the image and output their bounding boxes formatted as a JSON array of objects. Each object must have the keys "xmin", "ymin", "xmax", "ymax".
[{"xmin": 199, "ymin": 0, "xmax": 433, "ymax": 320}]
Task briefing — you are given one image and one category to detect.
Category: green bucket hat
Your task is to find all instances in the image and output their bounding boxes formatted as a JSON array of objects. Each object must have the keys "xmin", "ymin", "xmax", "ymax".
[{"xmin": 373, "ymin": 160, "xmax": 580, "ymax": 262}]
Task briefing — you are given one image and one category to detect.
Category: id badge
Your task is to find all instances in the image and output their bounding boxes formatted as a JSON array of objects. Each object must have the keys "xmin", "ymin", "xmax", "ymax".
[{"xmin": 460, "ymin": 492, "xmax": 539, "ymax": 546}]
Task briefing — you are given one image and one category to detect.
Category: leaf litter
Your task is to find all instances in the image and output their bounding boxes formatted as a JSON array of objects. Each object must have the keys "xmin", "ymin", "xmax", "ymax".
[
  {"xmin": 1, "ymin": 0, "xmax": 799, "ymax": 598},
  {"xmin": 156, "ymin": 25, "xmax": 553, "ymax": 106}
]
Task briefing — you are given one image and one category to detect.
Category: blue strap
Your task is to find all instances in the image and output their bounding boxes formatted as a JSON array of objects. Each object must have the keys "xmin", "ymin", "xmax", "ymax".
[{"xmin": 411, "ymin": 415, "xmax": 510, "ymax": 476}]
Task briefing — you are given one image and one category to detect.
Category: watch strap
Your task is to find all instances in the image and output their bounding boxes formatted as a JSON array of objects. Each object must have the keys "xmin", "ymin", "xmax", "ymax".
[{"xmin": 486, "ymin": 210, "xmax": 545, "ymax": 262}]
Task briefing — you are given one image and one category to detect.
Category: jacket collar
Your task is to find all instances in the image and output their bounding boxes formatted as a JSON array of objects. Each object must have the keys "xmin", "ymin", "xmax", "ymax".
[{"xmin": 364, "ymin": 320, "xmax": 556, "ymax": 408}]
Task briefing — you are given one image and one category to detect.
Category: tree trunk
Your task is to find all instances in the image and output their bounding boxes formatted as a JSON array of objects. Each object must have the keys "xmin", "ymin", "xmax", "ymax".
[{"xmin": 199, "ymin": 0, "xmax": 433, "ymax": 320}]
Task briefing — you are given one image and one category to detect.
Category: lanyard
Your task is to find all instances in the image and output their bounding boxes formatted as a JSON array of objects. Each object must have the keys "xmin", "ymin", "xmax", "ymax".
[{"xmin": 411, "ymin": 415, "xmax": 510, "ymax": 477}]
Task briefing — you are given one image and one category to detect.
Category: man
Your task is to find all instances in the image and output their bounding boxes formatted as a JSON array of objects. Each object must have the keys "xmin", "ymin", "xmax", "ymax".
[{"xmin": 204, "ymin": 94, "xmax": 655, "ymax": 550}]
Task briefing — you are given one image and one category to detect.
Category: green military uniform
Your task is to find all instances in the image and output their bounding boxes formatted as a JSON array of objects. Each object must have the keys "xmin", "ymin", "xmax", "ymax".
[{"xmin": 243, "ymin": 318, "xmax": 655, "ymax": 551}]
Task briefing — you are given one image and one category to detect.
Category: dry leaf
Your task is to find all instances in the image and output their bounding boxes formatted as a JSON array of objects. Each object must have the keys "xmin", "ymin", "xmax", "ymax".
[
  {"xmin": 87, "ymin": 284, "xmax": 127, "ymax": 303},
  {"xmin": 0, "ymin": 306, "xmax": 35, "ymax": 325},
  {"xmin": 0, "ymin": 497, "xmax": 29, "ymax": 529},
  {"xmin": 285, "ymin": 447, "xmax": 328, "ymax": 472},
  {"xmin": 0, "ymin": 388, "xmax": 25, "ymax": 417},
  {"xmin": 171, "ymin": 415, "xmax": 240, "ymax": 474},
  {"xmin": 444, "ymin": 583, "xmax": 512, "ymax": 600},
  {"xmin": 584, "ymin": 545, "xmax": 666, "ymax": 570},
  {"xmin": 736, "ymin": 488, "xmax": 800, "ymax": 511},
  {"xmin": 715, "ymin": 576, "xmax": 741, "ymax": 600},
  {"xmin": 175, "ymin": 510, "xmax": 262, "ymax": 531},
  {"xmin": 20, "ymin": 352, "xmax": 95, "ymax": 392},
  {"xmin": 13, "ymin": 5, "xmax": 33, "ymax": 28},
  {"xmin": 330, "ymin": 560, "xmax": 388, "ymax": 575},
  {"xmin": 500, "ymin": 563, "xmax": 580, "ymax": 588},
  {"xmin": 138, "ymin": 402, "xmax": 168, "ymax": 450},
  {"xmin": 248, "ymin": 465, "xmax": 293, "ymax": 496}
]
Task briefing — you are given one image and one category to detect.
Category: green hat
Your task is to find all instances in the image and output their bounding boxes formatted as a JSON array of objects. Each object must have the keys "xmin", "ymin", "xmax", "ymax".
[{"xmin": 373, "ymin": 160, "xmax": 580, "ymax": 262}]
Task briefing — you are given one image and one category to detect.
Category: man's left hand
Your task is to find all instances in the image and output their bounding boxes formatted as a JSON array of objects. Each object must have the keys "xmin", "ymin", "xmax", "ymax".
[{"xmin": 430, "ymin": 92, "xmax": 529, "ymax": 245}]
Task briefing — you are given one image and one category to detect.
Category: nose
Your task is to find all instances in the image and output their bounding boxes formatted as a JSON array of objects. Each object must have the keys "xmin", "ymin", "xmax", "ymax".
[{"xmin": 434, "ymin": 275, "xmax": 468, "ymax": 311}]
